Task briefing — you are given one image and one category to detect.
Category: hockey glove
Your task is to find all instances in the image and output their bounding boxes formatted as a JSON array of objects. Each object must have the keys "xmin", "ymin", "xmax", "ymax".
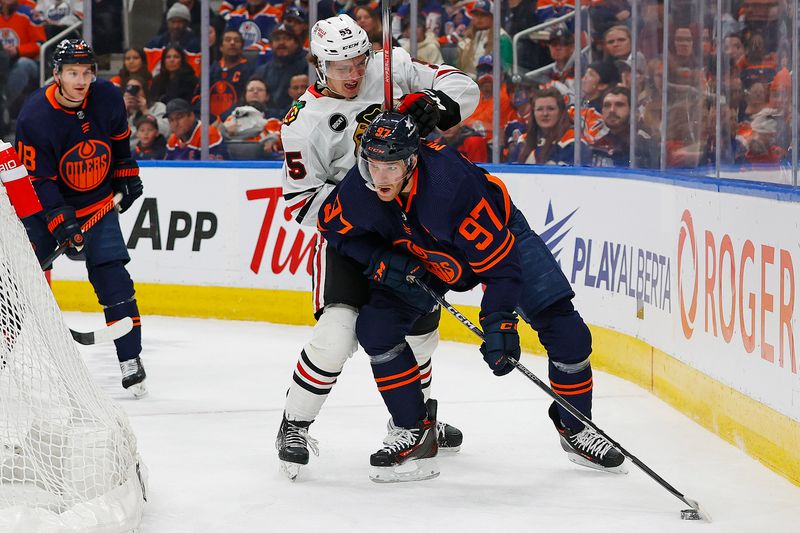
[
  {"xmin": 396, "ymin": 90, "xmax": 445, "ymax": 137},
  {"xmin": 111, "ymin": 159, "xmax": 143, "ymax": 214},
  {"xmin": 364, "ymin": 249, "xmax": 436, "ymax": 312},
  {"xmin": 479, "ymin": 311, "xmax": 520, "ymax": 377},
  {"xmin": 46, "ymin": 206, "xmax": 84, "ymax": 251}
]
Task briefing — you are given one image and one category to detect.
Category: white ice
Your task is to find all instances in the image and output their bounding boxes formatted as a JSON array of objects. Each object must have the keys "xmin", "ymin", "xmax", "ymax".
[{"xmin": 66, "ymin": 312, "xmax": 799, "ymax": 533}]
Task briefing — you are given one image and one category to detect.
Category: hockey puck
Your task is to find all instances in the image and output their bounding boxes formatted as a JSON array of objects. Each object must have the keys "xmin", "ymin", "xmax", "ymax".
[{"xmin": 680, "ymin": 509, "xmax": 701, "ymax": 520}]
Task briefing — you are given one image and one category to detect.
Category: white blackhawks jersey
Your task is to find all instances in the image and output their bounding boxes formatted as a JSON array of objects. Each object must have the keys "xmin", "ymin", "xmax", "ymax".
[{"xmin": 281, "ymin": 47, "xmax": 479, "ymax": 226}]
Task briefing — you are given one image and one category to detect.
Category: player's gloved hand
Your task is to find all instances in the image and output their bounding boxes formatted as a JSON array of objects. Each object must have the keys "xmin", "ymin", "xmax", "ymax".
[
  {"xmin": 479, "ymin": 311, "xmax": 520, "ymax": 377},
  {"xmin": 46, "ymin": 206, "xmax": 84, "ymax": 251},
  {"xmin": 396, "ymin": 89, "xmax": 445, "ymax": 137},
  {"xmin": 111, "ymin": 159, "xmax": 143, "ymax": 214},
  {"xmin": 364, "ymin": 249, "xmax": 436, "ymax": 312}
]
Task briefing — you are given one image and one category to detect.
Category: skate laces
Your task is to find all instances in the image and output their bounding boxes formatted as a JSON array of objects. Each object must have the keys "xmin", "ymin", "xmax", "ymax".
[
  {"xmin": 119, "ymin": 359, "xmax": 140, "ymax": 378},
  {"xmin": 381, "ymin": 427, "xmax": 418, "ymax": 454},
  {"xmin": 285, "ymin": 422, "xmax": 320, "ymax": 457},
  {"xmin": 570, "ymin": 427, "xmax": 614, "ymax": 459}
]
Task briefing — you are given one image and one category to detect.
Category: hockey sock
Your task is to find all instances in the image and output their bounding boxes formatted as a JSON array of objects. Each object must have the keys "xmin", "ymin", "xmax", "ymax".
[
  {"xmin": 407, "ymin": 330, "xmax": 438, "ymax": 403},
  {"xmin": 104, "ymin": 298, "xmax": 141, "ymax": 363},
  {"xmin": 549, "ymin": 359, "xmax": 592, "ymax": 431},
  {"xmin": 371, "ymin": 343, "xmax": 425, "ymax": 428}
]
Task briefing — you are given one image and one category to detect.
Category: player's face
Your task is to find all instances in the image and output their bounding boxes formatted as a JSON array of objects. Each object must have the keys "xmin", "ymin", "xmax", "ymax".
[
  {"xmin": 367, "ymin": 157, "xmax": 412, "ymax": 202},
  {"xmin": 124, "ymin": 49, "xmax": 143, "ymax": 72},
  {"xmin": 324, "ymin": 54, "xmax": 369, "ymax": 98},
  {"xmin": 533, "ymin": 96, "xmax": 560, "ymax": 130},
  {"xmin": 57, "ymin": 64, "xmax": 94, "ymax": 100}
]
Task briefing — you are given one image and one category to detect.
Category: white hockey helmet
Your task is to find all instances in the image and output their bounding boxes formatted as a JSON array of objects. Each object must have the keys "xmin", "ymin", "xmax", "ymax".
[{"xmin": 310, "ymin": 14, "xmax": 372, "ymax": 83}]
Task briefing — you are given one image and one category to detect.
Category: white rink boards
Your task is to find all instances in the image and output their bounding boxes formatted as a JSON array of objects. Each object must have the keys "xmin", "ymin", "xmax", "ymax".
[{"xmin": 68, "ymin": 312, "xmax": 799, "ymax": 533}]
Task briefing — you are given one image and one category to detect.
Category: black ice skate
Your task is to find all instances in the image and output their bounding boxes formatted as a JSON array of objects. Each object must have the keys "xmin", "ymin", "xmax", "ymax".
[
  {"xmin": 548, "ymin": 402, "xmax": 627, "ymax": 474},
  {"xmin": 120, "ymin": 357, "xmax": 147, "ymax": 399},
  {"xmin": 370, "ymin": 399, "xmax": 439, "ymax": 483},
  {"xmin": 275, "ymin": 415, "xmax": 318, "ymax": 481},
  {"xmin": 386, "ymin": 417, "xmax": 463, "ymax": 452}
]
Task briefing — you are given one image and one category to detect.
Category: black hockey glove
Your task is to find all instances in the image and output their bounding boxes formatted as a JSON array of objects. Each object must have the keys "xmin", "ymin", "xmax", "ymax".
[
  {"xmin": 111, "ymin": 159, "xmax": 143, "ymax": 214},
  {"xmin": 46, "ymin": 206, "xmax": 84, "ymax": 251},
  {"xmin": 396, "ymin": 90, "xmax": 445, "ymax": 137},
  {"xmin": 479, "ymin": 311, "xmax": 520, "ymax": 377},
  {"xmin": 364, "ymin": 250, "xmax": 436, "ymax": 312}
]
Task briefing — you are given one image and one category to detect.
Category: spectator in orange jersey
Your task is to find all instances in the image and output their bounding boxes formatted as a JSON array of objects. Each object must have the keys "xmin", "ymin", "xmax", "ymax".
[
  {"xmin": 741, "ymin": 107, "xmax": 785, "ymax": 164},
  {"xmin": 433, "ymin": 121, "xmax": 489, "ymax": 163},
  {"xmin": 462, "ymin": 54, "xmax": 515, "ymax": 141},
  {"xmin": 0, "ymin": 0, "xmax": 45, "ymax": 116},
  {"xmin": 165, "ymin": 98, "xmax": 228, "ymax": 160},
  {"xmin": 518, "ymin": 87, "xmax": 590, "ymax": 165},
  {"xmin": 151, "ymin": 45, "xmax": 198, "ymax": 104},
  {"xmin": 110, "ymin": 48, "xmax": 152, "ymax": 90},
  {"xmin": 145, "ymin": 2, "xmax": 201, "ymax": 76}
]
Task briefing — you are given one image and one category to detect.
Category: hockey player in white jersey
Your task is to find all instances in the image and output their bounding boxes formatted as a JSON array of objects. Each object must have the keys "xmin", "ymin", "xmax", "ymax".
[{"xmin": 276, "ymin": 14, "xmax": 479, "ymax": 479}]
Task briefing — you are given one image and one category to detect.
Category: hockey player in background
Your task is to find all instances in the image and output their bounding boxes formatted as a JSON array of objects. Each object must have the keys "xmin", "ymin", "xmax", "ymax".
[
  {"xmin": 15, "ymin": 39, "xmax": 146, "ymax": 398},
  {"xmin": 276, "ymin": 14, "xmax": 479, "ymax": 479},
  {"xmin": 317, "ymin": 111, "xmax": 626, "ymax": 481}
]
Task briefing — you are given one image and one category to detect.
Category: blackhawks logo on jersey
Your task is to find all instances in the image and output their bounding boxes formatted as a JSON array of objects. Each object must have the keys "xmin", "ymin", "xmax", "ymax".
[
  {"xmin": 352, "ymin": 104, "xmax": 382, "ymax": 156},
  {"xmin": 283, "ymin": 100, "xmax": 306, "ymax": 126}
]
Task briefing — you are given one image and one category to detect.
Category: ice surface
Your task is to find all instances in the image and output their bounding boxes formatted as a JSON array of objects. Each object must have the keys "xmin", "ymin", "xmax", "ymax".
[{"xmin": 66, "ymin": 312, "xmax": 799, "ymax": 533}]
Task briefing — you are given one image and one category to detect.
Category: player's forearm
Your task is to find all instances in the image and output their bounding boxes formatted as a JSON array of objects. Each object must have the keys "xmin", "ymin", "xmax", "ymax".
[
  {"xmin": 429, "ymin": 70, "xmax": 479, "ymax": 124},
  {"xmin": 480, "ymin": 277, "xmax": 522, "ymax": 316},
  {"xmin": 30, "ymin": 177, "xmax": 65, "ymax": 211}
]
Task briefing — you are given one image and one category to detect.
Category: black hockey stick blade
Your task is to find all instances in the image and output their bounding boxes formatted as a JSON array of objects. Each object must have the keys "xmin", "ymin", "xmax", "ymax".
[
  {"xmin": 409, "ymin": 276, "xmax": 711, "ymax": 522},
  {"xmin": 70, "ymin": 316, "xmax": 133, "ymax": 345}
]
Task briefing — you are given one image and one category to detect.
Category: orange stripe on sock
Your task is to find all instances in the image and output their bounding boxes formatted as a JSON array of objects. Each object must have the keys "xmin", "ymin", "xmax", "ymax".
[
  {"xmin": 554, "ymin": 385, "xmax": 594, "ymax": 396},
  {"xmin": 550, "ymin": 377, "xmax": 593, "ymax": 390},
  {"xmin": 374, "ymin": 364, "xmax": 419, "ymax": 383},
  {"xmin": 377, "ymin": 373, "xmax": 421, "ymax": 392}
]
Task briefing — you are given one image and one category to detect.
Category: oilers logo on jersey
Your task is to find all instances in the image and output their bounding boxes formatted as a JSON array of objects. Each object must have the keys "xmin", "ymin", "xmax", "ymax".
[
  {"xmin": 394, "ymin": 239, "xmax": 463, "ymax": 284},
  {"xmin": 60, "ymin": 140, "xmax": 111, "ymax": 192},
  {"xmin": 238, "ymin": 20, "xmax": 262, "ymax": 49}
]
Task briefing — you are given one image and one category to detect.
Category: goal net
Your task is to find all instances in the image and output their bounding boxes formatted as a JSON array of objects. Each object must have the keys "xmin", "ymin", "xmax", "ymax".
[{"xmin": 0, "ymin": 186, "xmax": 146, "ymax": 532}]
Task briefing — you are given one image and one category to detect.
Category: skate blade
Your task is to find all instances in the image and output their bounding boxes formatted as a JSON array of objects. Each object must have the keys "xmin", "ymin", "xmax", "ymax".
[
  {"xmin": 438, "ymin": 445, "xmax": 461, "ymax": 453},
  {"xmin": 280, "ymin": 461, "xmax": 301, "ymax": 481},
  {"xmin": 369, "ymin": 457, "xmax": 440, "ymax": 483},
  {"xmin": 566, "ymin": 453, "xmax": 629, "ymax": 474},
  {"xmin": 127, "ymin": 382, "xmax": 148, "ymax": 399}
]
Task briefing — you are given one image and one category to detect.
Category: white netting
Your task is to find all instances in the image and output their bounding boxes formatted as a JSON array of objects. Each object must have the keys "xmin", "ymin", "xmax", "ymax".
[{"xmin": 0, "ymin": 187, "xmax": 146, "ymax": 532}]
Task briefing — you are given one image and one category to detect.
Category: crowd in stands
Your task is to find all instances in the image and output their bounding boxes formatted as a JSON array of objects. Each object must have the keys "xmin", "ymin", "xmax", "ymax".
[{"xmin": 0, "ymin": 0, "xmax": 796, "ymax": 168}]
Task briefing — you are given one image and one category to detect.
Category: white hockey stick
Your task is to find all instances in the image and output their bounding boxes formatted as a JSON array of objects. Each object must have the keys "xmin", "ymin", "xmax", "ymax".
[{"xmin": 70, "ymin": 316, "xmax": 133, "ymax": 345}]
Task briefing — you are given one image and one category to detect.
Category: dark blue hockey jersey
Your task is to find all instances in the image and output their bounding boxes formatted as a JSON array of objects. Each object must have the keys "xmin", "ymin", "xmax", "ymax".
[
  {"xmin": 15, "ymin": 78, "xmax": 132, "ymax": 213},
  {"xmin": 318, "ymin": 140, "xmax": 523, "ymax": 316}
]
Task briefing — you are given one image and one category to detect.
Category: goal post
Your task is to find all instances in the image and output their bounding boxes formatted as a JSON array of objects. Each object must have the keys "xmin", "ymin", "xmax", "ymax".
[{"xmin": 0, "ymin": 183, "xmax": 146, "ymax": 531}]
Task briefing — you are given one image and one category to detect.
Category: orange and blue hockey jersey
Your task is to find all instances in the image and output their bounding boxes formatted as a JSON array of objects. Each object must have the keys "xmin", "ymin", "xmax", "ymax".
[
  {"xmin": 225, "ymin": 3, "xmax": 283, "ymax": 56},
  {"xmin": 165, "ymin": 121, "xmax": 228, "ymax": 160},
  {"xmin": 15, "ymin": 78, "xmax": 131, "ymax": 212},
  {"xmin": 0, "ymin": 3, "xmax": 45, "ymax": 59},
  {"xmin": 318, "ymin": 140, "xmax": 523, "ymax": 316}
]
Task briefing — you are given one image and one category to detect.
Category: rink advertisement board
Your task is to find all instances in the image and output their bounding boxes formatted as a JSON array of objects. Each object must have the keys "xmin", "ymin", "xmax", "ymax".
[{"xmin": 53, "ymin": 165, "xmax": 800, "ymax": 423}]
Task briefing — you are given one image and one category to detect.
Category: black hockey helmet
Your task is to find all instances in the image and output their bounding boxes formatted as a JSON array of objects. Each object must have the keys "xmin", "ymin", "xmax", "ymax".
[
  {"xmin": 360, "ymin": 111, "xmax": 420, "ymax": 162},
  {"xmin": 52, "ymin": 39, "xmax": 96, "ymax": 73},
  {"xmin": 358, "ymin": 111, "xmax": 420, "ymax": 190}
]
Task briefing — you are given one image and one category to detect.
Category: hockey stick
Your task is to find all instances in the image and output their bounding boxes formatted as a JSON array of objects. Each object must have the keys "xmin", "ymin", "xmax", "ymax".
[
  {"xmin": 39, "ymin": 193, "xmax": 130, "ymax": 345},
  {"xmin": 381, "ymin": 0, "xmax": 393, "ymax": 110},
  {"xmin": 410, "ymin": 277, "xmax": 710, "ymax": 522},
  {"xmin": 70, "ymin": 316, "xmax": 133, "ymax": 345},
  {"xmin": 40, "ymin": 193, "xmax": 123, "ymax": 270}
]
